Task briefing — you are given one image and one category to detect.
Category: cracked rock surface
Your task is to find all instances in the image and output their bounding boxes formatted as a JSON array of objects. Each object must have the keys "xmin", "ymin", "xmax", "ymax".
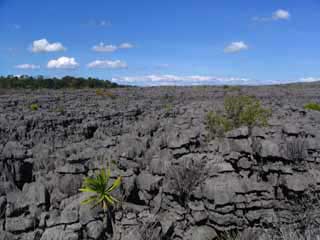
[{"xmin": 1, "ymin": 85, "xmax": 320, "ymax": 239}]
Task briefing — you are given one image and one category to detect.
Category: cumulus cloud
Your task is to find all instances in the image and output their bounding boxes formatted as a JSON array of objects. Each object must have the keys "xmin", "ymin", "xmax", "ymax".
[
  {"xmin": 118, "ymin": 43, "xmax": 134, "ymax": 49},
  {"xmin": 112, "ymin": 74, "xmax": 252, "ymax": 86},
  {"xmin": 15, "ymin": 64, "xmax": 40, "ymax": 69},
  {"xmin": 92, "ymin": 42, "xmax": 134, "ymax": 52},
  {"xmin": 272, "ymin": 9, "xmax": 290, "ymax": 20},
  {"xmin": 47, "ymin": 57, "xmax": 79, "ymax": 69},
  {"xmin": 31, "ymin": 39, "xmax": 66, "ymax": 53},
  {"xmin": 254, "ymin": 9, "xmax": 290, "ymax": 22},
  {"xmin": 224, "ymin": 41, "xmax": 249, "ymax": 53},
  {"xmin": 87, "ymin": 60, "xmax": 128, "ymax": 69},
  {"xmin": 92, "ymin": 43, "xmax": 118, "ymax": 52}
]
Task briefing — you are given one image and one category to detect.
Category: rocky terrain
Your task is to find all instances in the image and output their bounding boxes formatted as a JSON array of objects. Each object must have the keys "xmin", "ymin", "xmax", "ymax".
[{"xmin": 1, "ymin": 84, "xmax": 320, "ymax": 240}]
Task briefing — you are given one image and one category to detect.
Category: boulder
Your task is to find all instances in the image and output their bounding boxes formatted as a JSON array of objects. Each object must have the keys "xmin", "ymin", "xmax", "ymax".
[
  {"xmin": 5, "ymin": 215, "xmax": 36, "ymax": 233},
  {"xmin": 281, "ymin": 173, "xmax": 314, "ymax": 192},
  {"xmin": 22, "ymin": 182, "xmax": 48, "ymax": 207},
  {"xmin": 86, "ymin": 220, "xmax": 104, "ymax": 239},
  {"xmin": 2, "ymin": 141, "xmax": 26, "ymax": 160},
  {"xmin": 186, "ymin": 226, "xmax": 217, "ymax": 240},
  {"xmin": 56, "ymin": 164, "xmax": 87, "ymax": 174},
  {"xmin": 136, "ymin": 172, "xmax": 162, "ymax": 192},
  {"xmin": 40, "ymin": 226, "xmax": 78, "ymax": 240},
  {"xmin": 259, "ymin": 140, "xmax": 281, "ymax": 158},
  {"xmin": 203, "ymin": 175, "xmax": 244, "ymax": 205},
  {"xmin": 226, "ymin": 127, "xmax": 249, "ymax": 139}
]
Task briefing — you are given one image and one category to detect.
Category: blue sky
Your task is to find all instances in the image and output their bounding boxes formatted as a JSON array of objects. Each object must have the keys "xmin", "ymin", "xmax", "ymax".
[{"xmin": 1, "ymin": 0, "xmax": 320, "ymax": 86}]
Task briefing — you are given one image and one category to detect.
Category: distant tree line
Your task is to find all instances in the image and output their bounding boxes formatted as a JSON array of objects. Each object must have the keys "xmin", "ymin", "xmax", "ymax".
[{"xmin": 0, "ymin": 75, "xmax": 123, "ymax": 89}]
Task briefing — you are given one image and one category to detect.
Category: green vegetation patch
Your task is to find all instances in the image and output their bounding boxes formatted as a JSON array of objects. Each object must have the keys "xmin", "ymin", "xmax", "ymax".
[
  {"xmin": 30, "ymin": 103, "xmax": 39, "ymax": 111},
  {"xmin": 304, "ymin": 102, "xmax": 320, "ymax": 111},
  {"xmin": 206, "ymin": 95, "xmax": 271, "ymax": 139}
]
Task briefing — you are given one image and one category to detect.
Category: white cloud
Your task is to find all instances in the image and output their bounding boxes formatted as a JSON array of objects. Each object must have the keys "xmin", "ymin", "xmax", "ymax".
[
  {"xmin": 272, "ymin": 9, "xmax": 290, "ymax": 20},
  {"xmin": 112, "ymin": 74, "xmax": 252, "ymax": 86},
  {"xmin": 299, "ymin": 77, "xmax": 320, "ymax": 82},
  {"xmin": 224, "ymin": 41, "xmax": 249, "ymax": 53},
  {"xmin": 118, "ymin": 43, "xmax": 134, "ymax": 49},
  {"xmin": 254, "ymin": 9, "xmax": 290, "ymax": 22},
  {"xmin": 92, "ymin": 42, "xmax": 134, "ymax": 52},
  {"xmin": 15, "ymin": 64, "xmax": 40, "ymax": 69},
  {"xmin": 47, "ymin": 57, "xmax": 79, "ymax": 69},
  {"xmin": 92, "ymin": 43, "xmax": 118, "ymax": 52},
  {"xmin": 31, "ymin": 39, "xmax": 66, "ymax": 53},
  {"xmin": 87, "ymin": 60, "xmax": 128, "ymax": 69}
]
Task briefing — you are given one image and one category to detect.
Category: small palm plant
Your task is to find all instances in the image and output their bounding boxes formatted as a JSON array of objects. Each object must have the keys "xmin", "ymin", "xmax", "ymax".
[{"xmin": 79, "ymin": 164, "xmax": 122, "ymax": 236}]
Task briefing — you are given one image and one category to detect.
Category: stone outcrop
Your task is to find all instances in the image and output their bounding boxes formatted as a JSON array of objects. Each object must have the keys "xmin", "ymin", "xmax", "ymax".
[{"xmin": 1, "ymin": 85, "xmax": 320, "ymax": 239}]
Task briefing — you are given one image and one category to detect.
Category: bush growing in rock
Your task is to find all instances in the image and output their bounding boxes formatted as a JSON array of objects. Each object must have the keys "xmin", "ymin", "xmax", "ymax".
[
  {"xmin": 223, "ymin": 85, "xmax": 241, "ymax": 92},
  {"xmin": 79, "ymin": 165, "xmax": 122, "ymax": 236},
  {"xmin": 304, "ymin": 102, "xmax": 320, "ymax": 111},
  {"xmin": 206, "ymin": 111, "xmax": 232, "ymax": 138},
  {"xmin": 30, "ymin": 103, "xmax": 39, "ymax": 111},
  {"xmin": 139, "ymin": 219, "xmax": 162, "ymax": 240},
  {"xmin": 96, "ymin": 88, "xmax": 117, "ymax": 99},
  {"xmin": 224, "ymin": 95, "xmax": 270, "ymax": 129},
  {"xmin": 166, "ymin": 159, "xmax": 205, "ymax": 207},
  {"xmin": 286, "ymin": 137, "xmax": 308, "ymax": 163},
  {"xmin": 206, "ymin": 95, "xmax": 270, "ymax": 138}
]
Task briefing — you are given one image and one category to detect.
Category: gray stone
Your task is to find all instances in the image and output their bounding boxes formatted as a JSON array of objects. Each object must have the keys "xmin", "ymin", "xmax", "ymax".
[
  {"xmin": 167, "ymin": 132, "xmax": 190, "ymax": 149},
  {"xmin": 229, "ymin": 139, "xmax": 252, "ymax": 153},
  {"xmin": 260, "ymin": 140, "xmax": 281, "ymax": 158},
  {"xmin": 60, "ymin": 197, "xmax": 79, "ymax": 224},
  {"xmin": 79, "ymin": 194, "xmax": 100, "ymax": 225},
  {"xmin": 207, "ymin": 162, "xmax": 234, "ymax": 177},
  {"xmin": 2, "ymin": 141, "xmax": 26, "ymax": 160},
  {"xmin": 0, "ymin": 196, "xmax": 6, "ymax": 219},
  {"xmin": 136, "ymin": 172, "xmax": 162, "ymax": 192},
  {"xmin": 22, "ymin": 181, "xmax": 48, "ymax": 207},
  {"xmin": 150, "ymin": 150, "xmax": 171, "ymax": 175},
  {"xmin": 238, "ymin": 157, "xmax": 252, "ymax": 169},
  {"xmin": 5, "ymin": 216, "xmax": 36, "ymax": 233},
  {"xmin": 58, "ymin": 174, "xmax": 83, "ymax": 197},
  {"xmin": 283, "ymin": 123, "xmax": 300, "ymax": 135},
  {"xmin": 86, "ymin": 220, "xmax": 104, "ymax": 239},
  {"xmin": 40, "ymin": 226, "xmax": 79, "ymax": 240},
  {"xmin": 186, "ymin": 226, "xmax": 217, "ymax": 240},
  {"xmin": 226, "ymin": 127, "xmax": 249, "ymax": 138},
  {"xmin": 281, "ymin": 173, "xmax": 314, "ymax": 192},
  {"xmin": 56, "ymin": 164, "xmax": 87, "ymax": 174},
  {"xmin": 203, "ymin": 175, "xmax": 244, "ymax": 205},
  {"xmin": 0, "ymin": 231, "xmax": 15, "ymax": 240},
  {"xmin": 20, "ymin": 230, "xmax": 43, "ymax": 240}
]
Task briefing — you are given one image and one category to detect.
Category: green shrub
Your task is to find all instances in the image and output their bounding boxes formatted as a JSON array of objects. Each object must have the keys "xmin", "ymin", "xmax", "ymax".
[
  {"xmin": 30, "ymin": 103, "xmax": 39, "ymax": 111},
  {"xmin": 79, "ymin": 164, "xmax": 122, "ymax": 235},
  {"xmin": 206, "ymin": 95, "xmax": 270, "ymax": 139},
  {"xmin": 304, "ymin": 102, "xmax": 320, "ymax": 111},
  {"xmin": 224, "ymin": 95, "xmax": 270, "ymax": 129},
  {"xmin": 206, "ymin": 111, "xmax": 232, "ymax": 138},
  {"xmin": 223, "ymin": 85, "xmax": 241, "ymax": 92},
  {"xmin": 96, "ymin": 88, "xmax": 117, "ymax": 99}
]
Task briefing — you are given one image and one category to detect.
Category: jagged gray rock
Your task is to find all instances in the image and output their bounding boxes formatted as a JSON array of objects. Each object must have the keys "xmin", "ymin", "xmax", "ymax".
[{"xmin": 1, "ymin": 86, "xmax": 320, "ymax": 239}]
